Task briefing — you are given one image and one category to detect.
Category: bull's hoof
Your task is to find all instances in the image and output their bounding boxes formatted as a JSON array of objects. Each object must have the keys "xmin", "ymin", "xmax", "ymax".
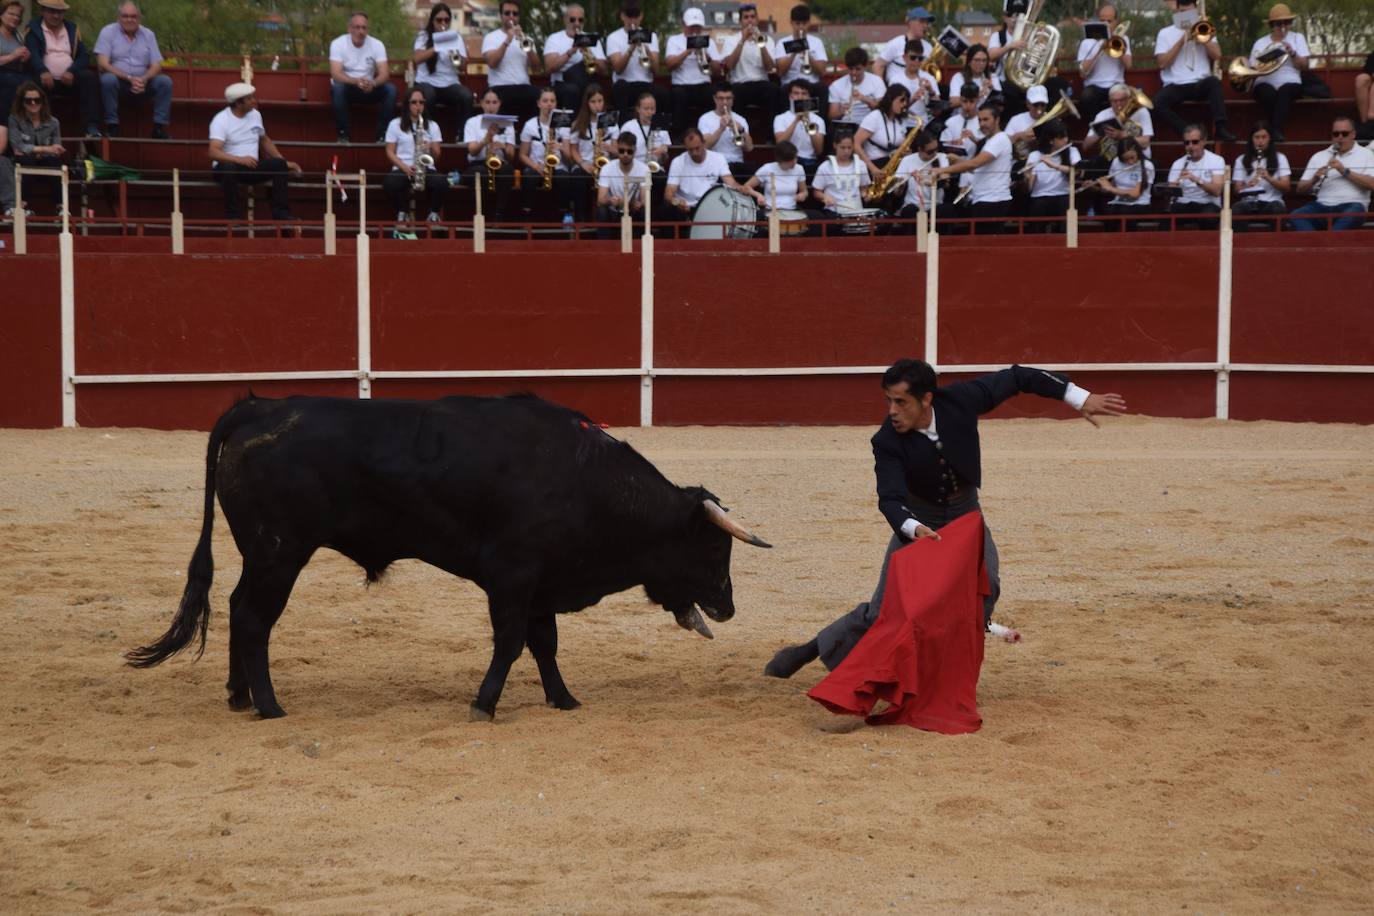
[
  {"xmin": 546, "ymin": 695, "xmax": 582, "ymax": 711},
  {"xmin": 256, "ymin": 704, "xmax": 287, "ymax": 720},
  {"xmin": 227, "ymin": 692, "xmax": 254, "ymax": 711},
  {"xmin": 469, "ymin": 703, "xmax": 494, "ymax": 722}
]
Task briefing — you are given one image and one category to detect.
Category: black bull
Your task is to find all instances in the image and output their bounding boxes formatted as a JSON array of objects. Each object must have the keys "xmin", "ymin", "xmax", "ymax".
[{"xmin": 126, "ymin": 395, "xmax": 770, "ymax": 720}]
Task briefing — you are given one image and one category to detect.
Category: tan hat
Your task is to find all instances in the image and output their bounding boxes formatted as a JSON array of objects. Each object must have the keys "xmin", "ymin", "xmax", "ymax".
[
  {"xmin": 38, "ymin": 0, "xmax": 71, "ymax": 10},
  {"xmin": 1267, "ymin": 3, "xmax": 1295, "ymax": 23},
  {"xmin": 224, "ymin": 82, "xmax": 256, "ymax": 103}
]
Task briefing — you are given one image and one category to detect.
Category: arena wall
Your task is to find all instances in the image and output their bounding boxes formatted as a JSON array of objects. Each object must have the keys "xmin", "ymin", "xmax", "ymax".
[{"xmin": 2, "ymin": 237, "xmax": 1372, "ymax": 429}]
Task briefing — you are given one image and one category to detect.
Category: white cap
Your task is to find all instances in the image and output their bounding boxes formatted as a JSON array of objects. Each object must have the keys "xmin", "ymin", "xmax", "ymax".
[
  {"xmin": 225, "ymin": 82, "xmax": 256, "ymax": 103},
  {"xmin": 683, "ymin": 8, "xmax": 705, "ymax": 26},
  {"xmin": 1026, "ymin": 85, "xmax": 1049, "ymax": 105}
]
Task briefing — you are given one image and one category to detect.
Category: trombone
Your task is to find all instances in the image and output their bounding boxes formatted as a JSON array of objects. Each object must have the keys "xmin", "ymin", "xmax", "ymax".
[
  {"xmin": 1106, "ymin": 21, "xmax": 1130, "ymax": 58},
  {"xmin": 1189, "ymin": 0, "xmax": 1215, "ymax": 43}
]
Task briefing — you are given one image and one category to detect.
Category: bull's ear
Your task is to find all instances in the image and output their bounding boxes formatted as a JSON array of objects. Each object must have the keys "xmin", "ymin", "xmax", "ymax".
[{"xmin": 702, "ymin": 499, "xmax": 771, "ymax": 548}]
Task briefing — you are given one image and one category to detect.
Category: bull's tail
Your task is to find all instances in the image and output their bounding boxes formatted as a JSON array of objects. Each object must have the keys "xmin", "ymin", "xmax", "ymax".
[{"xmin": 125, "ymin": 399, "xmax": 263, "ymax": 668}]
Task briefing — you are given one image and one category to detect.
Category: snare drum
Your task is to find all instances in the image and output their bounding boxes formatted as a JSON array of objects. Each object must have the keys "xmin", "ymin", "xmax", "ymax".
[
  {"xmin": 690, "ymin": 186, "xmax": 759, "ymax": 240},
  {"xmin": 835, "ymin": 207, "xmax": 883, "ymax": 235},
  {"xmin": 774, "ymin": 208, "xmax": 808, "ymax": 236}
]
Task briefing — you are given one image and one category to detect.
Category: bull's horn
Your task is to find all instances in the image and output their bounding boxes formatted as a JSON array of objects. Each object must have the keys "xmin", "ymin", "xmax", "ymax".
[
  {"xmin": 703, "ymin": 500, "xmax": 772, "ymax": 548},
  {"xmin": 674, "ymin": 605, "xmax": 715, "ymax": 639}
]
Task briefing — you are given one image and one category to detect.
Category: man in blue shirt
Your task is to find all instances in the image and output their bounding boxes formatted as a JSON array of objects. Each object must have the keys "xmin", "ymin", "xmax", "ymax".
[{"xmin": 93, "ymin": 1, "xmax": 172, "ymax": 138}]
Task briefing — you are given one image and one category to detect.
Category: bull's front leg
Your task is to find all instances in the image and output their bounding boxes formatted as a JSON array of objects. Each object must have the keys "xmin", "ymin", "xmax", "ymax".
[
  {"xmin": 527, "ymin": 613, "xmax": 580, "ymax": 711},
  {"xmin": 471, "ymin": 598, "xmax": 529, "ymax": 721}
]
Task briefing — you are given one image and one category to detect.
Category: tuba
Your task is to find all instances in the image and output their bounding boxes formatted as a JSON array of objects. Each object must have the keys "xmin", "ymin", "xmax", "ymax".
[
  {"xmin": 1100, "ymin": 87, "xmax": 1151, "ymax": 161},
  {"xmin": 1227, "ymin": 44, "xmax": 1289, "ymax": 92},
  {"xmin": 1004, "ymin": 0, "xmax": 1060, "ymax": 90},
  {"xmin": 862, "ymin": 116, "xmax": 925, "ymax": 206}
]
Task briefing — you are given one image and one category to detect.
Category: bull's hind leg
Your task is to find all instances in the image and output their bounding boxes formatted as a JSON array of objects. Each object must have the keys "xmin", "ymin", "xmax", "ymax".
[
  {"xmin": 229, "ymin": 551, "xmax": 305, "ymax": 719},
  {"xmin": 471, "ymin": 593, "xmax": 531, "ymax": 721},
  {"xmin": 527, "ymin": 614, "xmax": 580, "ymax": 711},
  {"xmin": 225, "ymin": 577, "xmax": 253, "ymax": 710}
]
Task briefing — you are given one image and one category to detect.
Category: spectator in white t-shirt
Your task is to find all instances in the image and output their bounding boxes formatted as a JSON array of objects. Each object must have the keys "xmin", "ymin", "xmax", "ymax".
[
  {"xmin": 662, "ymin": 126, "xmax": 741, "ymax": 219},
  {"xmin": 1291, "ymin": 116, "xmax": 1374, "ymax": 231},
  {"xmin": 1076, "ymin": 4, "xmax": 1132, "ymax": 121},
  {"xmin": 483, "ymin": 0, "xmax": 541, "ymax": 125},
  {"xmin": 874, "ymin": 7, "xmax": 934, "ymax": 83},
  {"xmin": 828, "ymin": 47, "xmax": 886, "ymax": 126},
  {"xmin": 384, "ymin": 86, "xmax": 448, "ymax": 223},
  {"xmin": 596, "ymin": 129, "xmax": 650, "ymax": 236},
  {"xmin": 1151, "ymin": 0, "xmax": 1234, "ymax": 141},
  {"xmin": 1166, "ymin": 123, "xmax": 1226, "ymax": 227},
  {"xmin": 1231, "ymin": 121, "xmax": 1290, "ymax": 219},
  {"xmin": 1246, "ymin": 5, "xmax": 1310, "ymax": 143},
  {"xmin": 329, "ymin": 12, "xmax": 395, "ymax": 143},
  {"xmin": 931, "ymin": 102, "xmax": 1014, "ymax": 234},
  {"xmin": 412, "ymin": 3, "xmax": 473, "ymax": 138},
  {"xmin": 665, "ymin": 8, "xmax": 720, "ymax": 137},
  {"xmin": 207, "ymin": 82, "xmax": 300, "ymax": 221},
  {"xmin": 718, "ymin": 3, "xmax": 775, "ymax": 116},
  {"xmin": 775, "ymin": 79, "xmax": 825, "ymax": 176}
]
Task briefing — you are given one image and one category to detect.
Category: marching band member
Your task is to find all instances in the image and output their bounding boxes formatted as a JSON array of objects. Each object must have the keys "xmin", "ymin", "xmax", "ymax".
[
  {"xmin": 1022, "ymin": 118, "xmax": 1081, "ymax": 232},
  {"xmin": 947, "ymin": 44, "xmax": 1000, "ymax": 111},
  {"xmin": 619, "ymin": 90, "xmax": 670, "ymax": 206},
  {"xmin": 1004, "ymin": 84, "xmax": 1049, "ymax": 157},
  {"xmin": 1076, "ymin": 4, "xmax": 1131, "ymax": 121},
  {"xmin": 855, "ymin": 85, "xmax": 914, "ymax": 182},
  {"xmin": 886, "ymin": 40, "xmax": 942, "ymax": 125},
  {"xmin": 518, "ymin": 86, "xmax": 569, "ymax": 217},
  {"xmin": 1291, "ymin": 116, "xmax": 1374, "ymax": 231},
  {"xmin": 939, "ymin": 84, "xmax": 982, "ymax": 203},
  {"xmin": 1084, "ymin": 82, "xmax": 1153, "ymax": 160},
  {"xmin": 828, "ymin": 47, "xmax": 886, "ymax": 126},
  {"xmin": 745, "ymin": 140, "xmax": 810, "ymax": 211},
  {"xmin": 665, "ymin": 8, "xmax": 720, "ymax": 137},
  {"xmin": 1096, "ymin": 137, "xmax": 1155, "ymax": 229},
  {"xmin": 483, "ymin": 0, "xmax": 541, "ymax": 125},
  {"xmin": 384, "ymin": 86, "xmax": 447, "ymax": 223},
  {"xmin": 987, "ymin": 4, "xmax": 1072, "ymax": 122},
  {"xmin": 894, "ymin": 129, "xmax": 947, "ymax": 229},
  {"xmin": 1246, "ymin": 5, "xmax": 1309, "ymax": 143},
  {"xmin": 718, "ymin": 3, "xmax": 775, "ymax": 117},
  {"xmin": 931, "ymin": 101, "xmax": 1014, "ymax": 234},
  {"xmin": 1231, "ymin": 121, "xmax": 1290, "ymax": 218},
  {"xmin": 774, "ymin": 79, "xmax": 825, "ymax": 176},
  {"xmin": 413, "ymin": 3, "xmax": 474, "ymax": 137},
  {"xmin": 595, "ymin": 130, "xmax": 649, "ymax": 237},
  {"xmin": 543, "ymin": 4, "xmax": 605, "ymax": 113},
  {"xmin": 1166, "ymin": 123, "xmax": 1226, "ymax": 228},
  {"xmin": 564, "ymin": 82, "xmax": 611, "ymax": 221},
  {"xmin": 774, "ymin": 5, "xmax": 827, "ymax": 117},
  {"xmin": 464, "ymin": 88, "xmax": 518, "ymax": 221},
  {"xmin": 875, "ymin": 7, "xmax": 935, "ymax": 82},
  {"xmin": 662, "ymin": 126, "xmax": 741, "ymax": 221},
  {"xmin": 1357, "ymin": 52, "xmax": 1374, "ymax": 136},
  {"xmin": 1152, "ymin": 0, "xmax": 1234, "ymax": 141},
  {"xmin": 606, "ymin": 3, "xmax": 663, "ymax": 120},
  {"xmin": 699, "ymin": 84, "xmax": 754, "ymax": 180},
  {"xmin": 812, "ymin": 132, "xmax": 871, "ymax": 212}
]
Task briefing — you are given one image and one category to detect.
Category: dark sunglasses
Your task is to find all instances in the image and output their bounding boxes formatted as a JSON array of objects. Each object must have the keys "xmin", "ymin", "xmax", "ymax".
[
  {"xmin": 23, "ymin": 96, "xmax": 41, "ymax": 104},
  {"xmin": 434, "ymin": 16, "xmax": 450, "ymax": 23},
  {"xmin": 906, "ymin": 54, "xmax": 924, "ymax": 61},
  {"xmin": 617, "ymin": 148, "xmax": 635, "ymax": 155},
  {"xmin": 1332, "ymin": 130, "xmax": 1352, "ymax": 137},
  {"xmin": 567, "ymin": 16, "xmax": 583, "ymax": 22},
  {"xmin": 1184, "ymin": 138, "xmax": 1203, "ymax": 145}
]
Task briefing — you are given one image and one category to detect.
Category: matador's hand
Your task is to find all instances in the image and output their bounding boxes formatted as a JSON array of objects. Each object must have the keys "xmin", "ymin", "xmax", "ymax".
[
  {"xmin": 913, "ymin": 524, "xmax": 941, "ymax": 541},
  {"xmin": 1080, "ymin": 392, "xmax": 1128, "ymax": 427}
]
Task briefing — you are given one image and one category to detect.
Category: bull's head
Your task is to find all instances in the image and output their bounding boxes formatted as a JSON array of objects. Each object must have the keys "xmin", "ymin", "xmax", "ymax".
[{"xmin": 646, "ymin": 489, "xmax": 771, "ymax": 640}]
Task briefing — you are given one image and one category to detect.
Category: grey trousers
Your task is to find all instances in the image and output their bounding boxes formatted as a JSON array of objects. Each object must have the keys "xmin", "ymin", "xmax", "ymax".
[{"xmin": 816, "ymin": 497, "xmax": 1000, "ymax": 671}]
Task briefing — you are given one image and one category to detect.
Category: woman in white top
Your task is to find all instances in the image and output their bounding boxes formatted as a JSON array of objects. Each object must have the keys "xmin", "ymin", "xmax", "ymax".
[
  {"xmin": 1232, "ymin": 121, "xmax": 1291, "ymax": 217},
  {"xmin": 947, "ymin": 44, "xmax": 1001, "ymax": 110},
  {"xmin": 854, "ymin": 85, "xmax": 914, "ymax": 181},
  {"xmin": 1023, "ymin": 119, "xmax": 1083, "ymax": 233},
  {"xmin": 812, "ymin": 133, "xmax": 871, "ymax": 214},
  {"xmin": 563, "ymin": 82, "xmax": 611, "ymax": 221},
  {"xmin": 617, "ymin": 90, "xmax": 670, "ymax": 206},
  {"xmin": 744, "ymin": 140, "xmax": 809, "ymax": 211},
  {"xmin": 464, "ymin": 88, "xmax": 518, "ymax": 220},
  {"xmin": 518, "ymin": 87, "xmax": 570, "ymax": 217},
  {"xmin": 894, "ymin": 129, "xmax": 948, "ymax": 228},
  {"xmin": 1096, "ymin": 138, "xmax": 1156, "ymax": 231},
  {"xmin": 384, "ymin": 87, "xmax": 447, "ymax": 223},
  {"xmin": 412, "ymin": 3, "xmax": 474, "ymax": 136}
]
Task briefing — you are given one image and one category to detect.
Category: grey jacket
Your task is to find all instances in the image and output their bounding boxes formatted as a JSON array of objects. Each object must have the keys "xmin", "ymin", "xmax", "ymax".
[{"xmin": 8, "ymin": 113, "xmax": 60, "ymax": 157}]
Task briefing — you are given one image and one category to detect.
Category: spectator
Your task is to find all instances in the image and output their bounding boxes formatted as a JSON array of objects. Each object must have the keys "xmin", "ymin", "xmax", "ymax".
[
  {"xmin": 22, "ymin": 0, "xmax": 101, "ymax": 139},
  {"xmin": 1291, "ymin": 116, "xmax": 1374, "ymax": 231},
  {"xmin": 1245, "ymin": 4, "xmax": 1309, "ymax": 143},
  {"xmin": 1152, "ymin": 0, "xmax": 1234, "ymax": 141},
  {"xmin": 664, "ymin": 7, "xmax": 718, "ymax": 138},
  {"xmin": 207, "ymin": 82, "xmax": 299, "ymax": 222},
  {"xmin": 329, "ymin": 11, "xmax": 395, "ymax": 143},
  {"xmin": 1166, "ymin": 123, "xmax": 1225, "ymax": 228},
  {"xmin": 0, "ymin": 118, "xmax": 14, "ymax": 217},
  {"xmin": 94, "ymin": 1, "xmax": 172, "ymax": 138},
  {"xmin": 412, "ymin": 3, "xmax": 473, "ymax": 139},
  {"xmin": 0, "ymin": 0, "xmax": 29, "ymax": 117},
  {"xmin": 482, "ymin": 0, "xmax": 540, "ymax": 125},
  {"xmin": 7, "ymin": 80, "xmax": 63, "ymax": 213}
]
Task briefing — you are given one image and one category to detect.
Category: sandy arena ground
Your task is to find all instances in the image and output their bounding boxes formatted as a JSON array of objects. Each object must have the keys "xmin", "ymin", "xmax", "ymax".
[{"xmin": 1, "ymin": 417, "xmax": 1372, "ymax": 913}]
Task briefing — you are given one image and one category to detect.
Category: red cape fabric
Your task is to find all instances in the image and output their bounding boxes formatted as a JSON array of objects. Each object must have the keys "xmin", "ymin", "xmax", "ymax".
[{"xmin": 808, "ymin": 511, "xmax": 990, "ymax": 734}]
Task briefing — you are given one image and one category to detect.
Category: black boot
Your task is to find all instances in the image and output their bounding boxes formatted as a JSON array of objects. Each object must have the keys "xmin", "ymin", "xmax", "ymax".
[{"xmin": 764, "ymin": 639, "xmax": 820, "ymax": 679}]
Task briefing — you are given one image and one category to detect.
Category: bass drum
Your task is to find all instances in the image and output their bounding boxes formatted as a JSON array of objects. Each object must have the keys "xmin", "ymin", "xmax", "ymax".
[{"xmin": 690, "ymin": 186, "xmax": 759, "ymax": 240}]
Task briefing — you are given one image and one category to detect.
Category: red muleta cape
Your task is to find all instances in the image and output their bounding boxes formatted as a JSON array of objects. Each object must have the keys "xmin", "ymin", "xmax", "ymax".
[{"xmin": 808, "ymin": 511, "xmax": 990, "ymax": 734}]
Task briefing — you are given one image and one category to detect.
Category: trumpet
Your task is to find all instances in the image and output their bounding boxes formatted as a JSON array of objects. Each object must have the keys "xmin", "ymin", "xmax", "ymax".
[
  {"xmin": 726, "ymin": 106, "xmax": 744, "ymax": 147},
  {"xmin": 577, "ymin": 32, "xmax": 599, "ymax": 77},
  {"xmin": 635, "ymin": 35, "xmax": 651, "ymax": 69},
  {"xmin": 753, "ymin": 28, "xmax": 769, "ymax": 52},
  {"xmin": 1105, "ymin": 21, "xmax": 1130, "ymax": 58},
  {"xmin": 514, "ymin": 28, "xmax": 536, "ymax": 53},
  {"xmin": 696, "ymin": 47, "xmax": 711, "ymax": 76},
  {"xmin": 796, "ymin": 30, "xmax": 813, "ymax": 78}
]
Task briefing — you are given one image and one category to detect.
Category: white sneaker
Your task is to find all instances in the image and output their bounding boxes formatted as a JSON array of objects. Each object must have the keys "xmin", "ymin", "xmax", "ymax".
[
  {"xmin": 426, "ymin": 211, "xmax": 441, "ymax": 222},
  {"xmin": 395, "ymin": 210, "xmax": 408, "ymax": 222}
]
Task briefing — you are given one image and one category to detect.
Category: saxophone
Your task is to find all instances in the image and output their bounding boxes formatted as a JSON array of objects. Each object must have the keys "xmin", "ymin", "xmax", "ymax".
[
  {"xmin": 1004, "ymin": 0, "xmax": 1060, "ymax": 90},
  {"xmin": 862, "ymin": 117, "xmax": 925, "ymax": 205},
  {"xmin": 541, "ymin": 121, "xmax": 560, "ymax": 191},
  {"xmin": 411, "ymin": 116, "xmax": 434, "ymax": 191}
]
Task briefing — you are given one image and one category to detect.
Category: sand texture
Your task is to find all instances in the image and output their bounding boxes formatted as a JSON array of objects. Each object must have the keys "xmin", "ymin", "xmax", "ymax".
[{"xmin": 1, "ymin": 417, "xmax": 1371, "ymax": 913}]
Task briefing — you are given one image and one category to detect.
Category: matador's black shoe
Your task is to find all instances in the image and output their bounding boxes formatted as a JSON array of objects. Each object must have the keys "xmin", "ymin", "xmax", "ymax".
[{"xmin": 764, "ymin": 639, "xmax": 820, "ymax": 679}]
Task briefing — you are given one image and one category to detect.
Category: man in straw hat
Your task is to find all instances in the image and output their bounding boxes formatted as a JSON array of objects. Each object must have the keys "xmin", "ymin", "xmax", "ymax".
[
  {"xmin": 22, "ymin": 0, "xmax": 102, "ymax": 139},
  {"xmin": 207, "ymin": 81, "xmax": 300, "ymax": 221},
  {"xmin": 1244, "ymin": 4, "xmax": 1310, "ymax": 143}
]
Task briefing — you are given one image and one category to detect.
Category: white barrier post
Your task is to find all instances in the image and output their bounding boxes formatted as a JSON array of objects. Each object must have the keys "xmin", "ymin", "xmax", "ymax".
[
  {"xmin": 768, "ymin": 174, "xmax": 779, "ymax": 253},
  {"xmin": 1066, "ymin": 166, "xmax": 1079, "ymax": 249},
  {"xmin": 13, "ymin": 164, "xmax": 26, "ymax": 254},
  {"xmin": 171, "ymin": 168, "xmax": 184, "ymax": 254},
  {"xmin": 324, "ymin": 172, "xmax": 337, "ymax": 256},
  {"xmin": 620, "ymin": 189, "xmax": 632, "ymax": 253},
  {"xmin": 59, "ymin": 166, "xmax": 75, "ymax": 426},
  {"xmin": 916, "ymin": 175, "xmax": 930, "ymax": 253},
  {"xmin": 640, "ymin": 177, "xmax": 654, "ymax": 426},
  {"xmin": 356, "ymin": 170, "xmax": 371, "ymax": 399},
  {"xmin": 473, "ymin": 169, "xmax": 486, "ymax": 253},
  {"xmin": 1216, "ymin": 167, "xmax": 1234, "ymax": 419},
  {"xmin": 924, "ymin": 174, "xmax": 939, "ymax": 366}
]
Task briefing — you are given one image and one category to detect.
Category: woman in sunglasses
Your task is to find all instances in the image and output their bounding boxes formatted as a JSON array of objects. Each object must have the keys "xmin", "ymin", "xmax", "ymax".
[
  {"xmin": 413, "ymin": 3, "xmax": 474, "ymax": 137},
  {"xmin": 7, "ymin": 81, "xmax": 63, "ymax": 215}
]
